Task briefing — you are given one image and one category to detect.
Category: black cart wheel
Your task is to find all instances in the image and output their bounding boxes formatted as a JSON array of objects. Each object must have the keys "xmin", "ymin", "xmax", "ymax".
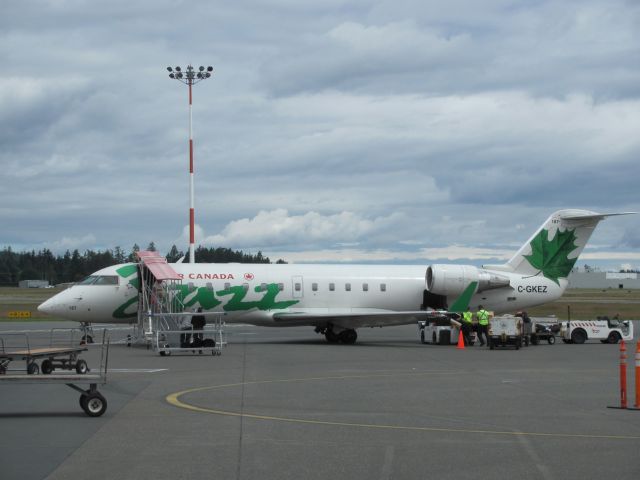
[
  {"xmin": 41, "ymin": 359, "xmax": 54, "ymax": 374},
  {"xmin": 607, "ymin": 332, "xmax": 621, "ymax": 344},
  {"xmin": 81, "ymin": 393, "xmax": 107, "ymax": 417},
  {"xmin": 27, "ymin": 362, "xmax": 40, "ymax": 375},
  {"xmin": 571, "ymin": 329, "xmax": 587, "ymax": 344},
  {"xmin": 75, "ymin": 359, "xmax": 88, "ymax": 374},
  {"xmin": 548, "ymin": 335, "xmax": 556, "ymax": 345}
]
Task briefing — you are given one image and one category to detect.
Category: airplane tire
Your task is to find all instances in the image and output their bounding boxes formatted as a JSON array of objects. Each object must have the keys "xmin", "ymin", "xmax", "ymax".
[
  {"xmin": 338, "ymin": 329, "xmax": 357, "ymax": 344},
  {"xmin": 27, "ymin": 363, "xmax": 39, "ymax": 375},
  {"xmin": 325, "ymin": 330, "xmax": 339, "ymax": 343}
]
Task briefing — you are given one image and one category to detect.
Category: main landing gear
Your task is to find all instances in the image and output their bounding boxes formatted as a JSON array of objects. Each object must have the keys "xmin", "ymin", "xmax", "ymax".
[{"xmin": 315, "ymin": 325, "xmax": 358, "ymax": 344}]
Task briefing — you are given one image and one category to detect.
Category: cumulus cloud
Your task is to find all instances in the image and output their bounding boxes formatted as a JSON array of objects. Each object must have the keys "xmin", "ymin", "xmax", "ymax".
[
  {"xmin": 0, "ymin": 0, "xmax": 638, "ymax": 269},
  {"xmin": 44, "ymin": 234, "xmax": 98, "ymax": 252},
  {"xmin": 204, "ymin": 209, "xmax": 405, "ymax": 248}
]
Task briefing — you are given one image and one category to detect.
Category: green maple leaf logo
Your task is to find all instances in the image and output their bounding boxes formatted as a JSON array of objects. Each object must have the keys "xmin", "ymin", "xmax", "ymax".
[{"xmin": 523, "ymin": 228, "xmax": 579, "ymax": 285}]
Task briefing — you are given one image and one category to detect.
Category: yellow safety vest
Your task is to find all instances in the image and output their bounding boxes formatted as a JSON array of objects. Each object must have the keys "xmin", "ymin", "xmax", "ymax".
[
  {"xmin": 462, "ymin": 311, "xmax": 473, "ymax": 323},
  {"xmin": 477, "ymin": 310, "xmax": 490, "ymax": 325}
]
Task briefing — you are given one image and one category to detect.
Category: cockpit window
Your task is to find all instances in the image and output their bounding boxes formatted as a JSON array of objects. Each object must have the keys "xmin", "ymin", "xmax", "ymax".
[
  {"xmin": 78, "ymin": 276, "xmax": 98, "ymax": 285},
  {"xmin": 93, "ymin": 276, "xmax": 119, "ymax": 285},
  {"xmin": 77, "ymin": 275, "xmax": 118, "ymax": 286}
]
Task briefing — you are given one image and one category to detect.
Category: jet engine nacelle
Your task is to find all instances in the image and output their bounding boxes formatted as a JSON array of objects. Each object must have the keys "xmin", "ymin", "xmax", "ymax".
[{"xmin": 426, "ymin": 264, "xmax": 511, "ymax": 296}]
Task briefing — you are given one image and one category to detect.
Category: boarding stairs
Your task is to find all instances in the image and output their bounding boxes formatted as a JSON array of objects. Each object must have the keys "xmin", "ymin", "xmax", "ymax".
[{"xmin": 135, "ymin": 251, "xmax": 185, "ymax": 346}]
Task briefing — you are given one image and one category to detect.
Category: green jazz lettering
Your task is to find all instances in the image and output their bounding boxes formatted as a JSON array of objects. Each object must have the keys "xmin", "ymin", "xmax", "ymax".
[
  {"xmin": 254, "ymin": 283, "xmax": 299, "ymax": 310},
  {"xmin": 112, "ymin": 275, "xmax": 300, "ymax": 318}
]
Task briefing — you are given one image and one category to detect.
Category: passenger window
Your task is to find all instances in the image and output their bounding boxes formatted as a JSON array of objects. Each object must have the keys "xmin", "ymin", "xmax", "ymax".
[
  {"xmin": 206, "ymin": 282, "xmax": 213, "ymax": 291},
  {"xmin": 278, "ymin": 283, "xmax": 284, "ymax": 291},
  {"xmin": 295, "ymin": 283, "xmax": 301, "ymax": 292},
  {"xmin": 329, "ymin": 283, "xmax": 335, "ymax": 291},
  {"xmin": 260, "ymin": 282, "xmax": 267, "ymax": 291},
  {"xmin": 224, "ymin": 282, "xmax": 231, "ymax": 290},
  {"xmin": 380, "ymin": 283, "xmax": 386, "ymax": 292},
  {"xmin": 188, "ymin": 282, "xmax": 195, "ymax": 292},
  {"xmin": 362, "ymin": 283, "xmax": 369, "ymax": 292},
  {"xmin": 345, "ymin": 283, "xmax": 351, "ymax": 291},
  {"xmin": 242, "ymin": 283, "xmax": 249, "ymax": 292},
  {"xmin": 312, "ymin": 283, "xmax": 318, "ymax": 292}
]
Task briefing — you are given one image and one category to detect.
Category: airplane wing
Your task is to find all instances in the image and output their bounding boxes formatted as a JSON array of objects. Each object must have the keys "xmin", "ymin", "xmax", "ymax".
[{"xmin": 272, "ymin": 308, "xmax": 458, "ymax": 329}]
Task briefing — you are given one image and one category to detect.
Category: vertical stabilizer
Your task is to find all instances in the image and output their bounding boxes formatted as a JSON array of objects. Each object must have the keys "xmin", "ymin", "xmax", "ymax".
[{"xmin": 489, "ymin": 210, "xmax": 631, "ymax": 285}]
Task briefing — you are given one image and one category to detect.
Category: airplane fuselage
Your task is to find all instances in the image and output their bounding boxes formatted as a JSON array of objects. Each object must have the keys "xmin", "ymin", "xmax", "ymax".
[{"xmin": 38, "ymin": 262, "xmax": 563, "ymax": 328}]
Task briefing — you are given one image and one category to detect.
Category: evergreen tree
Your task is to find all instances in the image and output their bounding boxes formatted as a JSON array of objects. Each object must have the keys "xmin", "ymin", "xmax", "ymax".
[
  {"xmin": 128, "ymin": 243, "xmax": 140, "ymax": 262},
  {"xmin": 166, "ymin": 245, "xmax": 184, "ymax": 263}
]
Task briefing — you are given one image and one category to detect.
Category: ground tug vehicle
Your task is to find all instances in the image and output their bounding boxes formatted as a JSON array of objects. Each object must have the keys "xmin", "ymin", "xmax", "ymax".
[
  {"xmin": 418, "ymin": 314, "xmax": 476, "ymax": 345},
  {"xmin": 561, "ymin": 317, "xmax": 634, "ymax": 344}
]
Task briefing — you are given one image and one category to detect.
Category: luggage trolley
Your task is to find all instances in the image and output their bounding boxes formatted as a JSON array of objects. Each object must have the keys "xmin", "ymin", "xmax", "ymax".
[
  {"xmin": 0, "ymin": 328, "xmax": 91, "ymax": 375},
  {"xmin": 0, "ymin": 330, "xmax": 110, "ymax": 417},
  {"xmin": 154, "ymin": 313, "xmax": 227, "ymax": 356}
]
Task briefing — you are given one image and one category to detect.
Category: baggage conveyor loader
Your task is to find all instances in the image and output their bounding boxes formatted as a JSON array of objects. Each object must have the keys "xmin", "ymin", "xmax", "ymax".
[{"xmin": 0, "ymin": 330, "xmax": 110, "ymax": 417}]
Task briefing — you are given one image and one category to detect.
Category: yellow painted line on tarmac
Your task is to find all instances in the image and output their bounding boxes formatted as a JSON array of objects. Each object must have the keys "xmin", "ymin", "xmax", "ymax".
[{"xmin": 166, "ymin": 371, "xmax": 640, "ymax": 441}]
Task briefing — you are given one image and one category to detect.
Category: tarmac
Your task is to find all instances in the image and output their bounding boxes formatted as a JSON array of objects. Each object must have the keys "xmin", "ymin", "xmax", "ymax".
[{"xmin": 1, "ymin": 321, "xmax": 639, "ymax": 480}]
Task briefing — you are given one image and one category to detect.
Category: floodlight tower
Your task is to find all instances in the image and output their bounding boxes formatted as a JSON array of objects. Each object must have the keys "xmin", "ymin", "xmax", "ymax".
[{"xmin": 167, "ymin": 64, "xmax": 214, "ymax": 263}]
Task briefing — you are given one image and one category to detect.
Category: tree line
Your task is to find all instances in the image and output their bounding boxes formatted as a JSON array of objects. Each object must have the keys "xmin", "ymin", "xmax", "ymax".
[{"xmin": 0, "ymin": 244, "xmax": 285, "ymax": 286}]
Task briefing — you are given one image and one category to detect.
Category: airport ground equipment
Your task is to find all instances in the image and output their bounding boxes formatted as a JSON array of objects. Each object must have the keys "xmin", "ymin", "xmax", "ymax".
[
  {"xmin": 154, "ymin": 315, "xmax": 226, "ymax": 356},
  {"xmin": 561, "ymin": 318, "xmax": 634, "ymax": 344},
  {"xmin": 488, "ymin": 315, "xmax": 523, "ymax": 350},
  {"xmin": 418, "ymin": 313, "xmax": 475, "ymax": 345},
  {"xmin": 519, "ymin": 317, "xmax": 560, "ymax": 345},
  {"xmin": 529, "ymin": 320, "xmax": 559, "ymax": 345},
  {"xmin": 0, "ymin": 330, "xmax": 110, "ymax": 417},
  {"xmin": 0, "ymin": 328, "xmax": 91, "ymax": 375}
]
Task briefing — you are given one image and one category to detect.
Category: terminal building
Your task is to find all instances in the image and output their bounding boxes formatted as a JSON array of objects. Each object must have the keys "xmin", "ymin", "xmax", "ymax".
[
  {"xmin": 568, "ymin": 271, "xmax": 640, "ymax": 289},
  {"xmin": 18, "ymin": 280, "xmax": 50, "ymax": 288}
]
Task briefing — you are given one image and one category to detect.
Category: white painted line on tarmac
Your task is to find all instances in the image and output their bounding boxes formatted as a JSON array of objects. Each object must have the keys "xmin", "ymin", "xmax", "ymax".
[{"xmin": 108, "ymin": 368, "xmax": 168, "ymax": 373}]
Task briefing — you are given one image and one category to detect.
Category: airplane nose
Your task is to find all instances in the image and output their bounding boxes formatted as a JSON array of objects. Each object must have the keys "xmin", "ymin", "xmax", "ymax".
[{"xmin": 38, "ymin": 297, "xmax": 63, "ymax": 316}]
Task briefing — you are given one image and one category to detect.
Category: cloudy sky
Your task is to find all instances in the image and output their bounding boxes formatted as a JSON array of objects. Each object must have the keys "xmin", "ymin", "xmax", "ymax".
[{"xmin": 2, "ymin": 0, "xmax": 639, "ymax": 269}]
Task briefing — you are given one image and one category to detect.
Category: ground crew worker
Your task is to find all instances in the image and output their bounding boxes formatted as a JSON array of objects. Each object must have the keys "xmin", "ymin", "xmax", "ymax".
[
  {"xmin": 461, "ymin": 308, "xmax": 473, "ymax": 345},
  {"xmin": 477, "ymin": 305, "xmax": 490, "ymax": 347},
  {"xmin": 191, "ymin": 307, "xmax": 206, "ymax": 345}
]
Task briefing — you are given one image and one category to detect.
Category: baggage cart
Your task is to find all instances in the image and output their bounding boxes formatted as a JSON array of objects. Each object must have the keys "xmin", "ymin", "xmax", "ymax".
[
  {"xmin": 488, "ymin": 315, "xmax": 523, "ymax": 350},
  {"xmin": 0, "ymin": 330, "xmax": 110, "ymax": 417}
]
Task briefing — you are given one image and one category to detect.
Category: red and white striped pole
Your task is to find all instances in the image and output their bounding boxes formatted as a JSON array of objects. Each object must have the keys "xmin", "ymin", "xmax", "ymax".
[
  {"xmin": 188, "ymin": 79, "xmax": 195, "ymax": 264},
  {"xmin": 167, "ymin": 65, "xmax": 213, "ymax": 264},
  {"xmin": 635, "ymin": 341, "xmax": 640, "ymax": 409},
  {"xmin": 619, "ymin": 340, "xmax": 628, "ymax": 409}
]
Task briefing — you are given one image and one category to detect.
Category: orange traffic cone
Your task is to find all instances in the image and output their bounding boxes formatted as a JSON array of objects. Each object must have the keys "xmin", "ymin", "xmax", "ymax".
[{"xmin": 457, "ymin": 329, "xmax": 465, "ymax": 349}]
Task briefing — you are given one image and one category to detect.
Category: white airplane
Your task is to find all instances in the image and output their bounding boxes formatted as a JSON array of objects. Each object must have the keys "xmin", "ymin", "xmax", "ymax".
[{"xmin": 38, "ymin": 209, "xmax": 631, "ymax": 343}]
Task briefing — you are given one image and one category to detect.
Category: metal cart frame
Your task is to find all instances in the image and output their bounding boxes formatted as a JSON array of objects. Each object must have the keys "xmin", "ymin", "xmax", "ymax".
[{"xmin": 0, "ymin": 331, "xmax": 110, "ymax": 417}]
